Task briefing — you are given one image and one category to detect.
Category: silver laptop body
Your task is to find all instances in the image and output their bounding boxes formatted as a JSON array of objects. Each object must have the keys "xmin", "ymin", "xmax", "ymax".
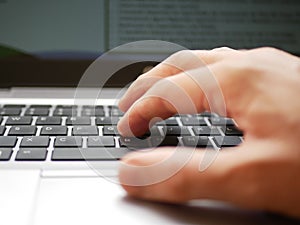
[{"xmin": 0, "ymin": 1, "xmax": 299, "ymax": 224}]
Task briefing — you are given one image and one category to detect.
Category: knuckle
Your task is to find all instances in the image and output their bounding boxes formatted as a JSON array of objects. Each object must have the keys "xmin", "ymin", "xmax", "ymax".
[
  {"xmin": 167, "ymin": 50, "xmax": 195, "ymax": 64},
  {"xmin": 137, "ymin": 72, "xmax": 147, "ymax": 79},
  {"xmin": 212, "ymin": 46, "xmax": 234, "ymax": 52},
  {"xmin": 172, "ymin": 49, "xmax": 193, "ymax": 58},
  {"xmin": 136, "ymin": 72, "xmax": 151, "ymax": 81},
  {"xmin": 254, "ymin": 46, "xmax": 281, "ymax": 54},
  {"xmin": 167, "ymin": 50, "xmax": 204, "ymax": 71},
  {"xmin": 135, "ymin": 73, "xmax": 161, "ymax": 87}
]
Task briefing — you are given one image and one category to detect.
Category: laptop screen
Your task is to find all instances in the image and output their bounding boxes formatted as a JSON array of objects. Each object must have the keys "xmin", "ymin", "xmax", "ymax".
[{"xmin": 1, "ymin": 0, "xmax": 300, "ymax": 87}]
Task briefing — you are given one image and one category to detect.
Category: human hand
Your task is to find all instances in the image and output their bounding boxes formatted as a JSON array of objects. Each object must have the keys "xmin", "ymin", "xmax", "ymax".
[{"xmin": 117, "ymin": 47, "xmax": 300, "ymax": 218}]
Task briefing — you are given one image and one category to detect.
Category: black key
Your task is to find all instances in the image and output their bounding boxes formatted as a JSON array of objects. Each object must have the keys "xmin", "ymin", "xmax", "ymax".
[
  {"xmin": 16, "ymin": 148, "xmax": 47, "ymax": 161},
  {"xmin": 96, "ymin": 117, "xmax": 120, "ymax": 125},
  {"xmin": 3, "ymin": 104, "xmax": 25, "ymax": 108},
  {"xmin": 0, "ymin": 126, "xmax": 5, "ymax": 135},
  {"xmin": 193, "ymin": 126, "xmax": 220, "ymax": 136},
  {"xmin": 72, "ymin": 126, "xmax": 98, "ymax": 136},
  {"xmin": 109, "ymin": 108, "xmax": 124, "ymax": 116},
  {"xmin": 82, "ymin": 105, "xmax": 104, "ymax": 109},
  {"xmin": 0, "ymin": 148, "xmax": 13, "ymax": 160},
  {"xmin": 161, "ymin": 126, "xmax": 190, "ymax": 136},
  {"xmin": 181, "ymin": 117, "xmax": 207, "ymax": 126},
  {"xmin": 143, "ymin": 126, "xmax": 161, "ymax": 136},
  {"xmin": 54, "ymin": 136, "xmax": 82, "ymax": 147},
  {"xmin": 94, "ymin": 108, "xmax": 105, "ymax": 116},
  {"xmin": 151, "ymin": 136, "xmax": 179, "ymax": 147},
  {"xmin": 25, "ymin": 108, "xmax": 49, "ymax": 116},
  {"xmin": 222, "ymin": 126, "xmax": 243, "ymax": 136},
  {"xmin": 0, "ymin": 136, "xmax": 17, "ymax": 147},
  {"xmin": 6, "ymin": 116, "xmax": 32, "ymax": 125},
  {"xmin": 36, "ymin": 117, "xmax": 62, "ymax": 125},
  {"xmin": 210, "ymin": 117, "xmax": 236, "ymax": 126},
  {"xmin": 87, "ymin": 136, "xmax": 115, "ymax": 147},
  {"xmin": 29, "ymin": 105, "xmax": 52, "ymax": 108},
  {"xmin": 103, "ymin": 126, "xmax": 120, "ymax": 135},
  {"xmin": 56, "ymin": 105, "xmax": 77, "ymax": 109},
  {"xmin": 119, "ymin": 136, "xmax": 151, "ymax": 149},
  {"xmin": 107, "ymin": 105, "xmax": 118, "ymax": 109},
  {"xmin": 20, "ymin": 136, "xmax": 50, "ymax": 147},
  {"xmin": 52, "ymin": 148, "xmax": 130, "ymax": 161},
  {"xmin": 8, "ymin": 126, "xmax": 36, "ymax": 136},
  {"xmin": 213, "ymin": 136, "xmax": 242, "ymax": 147},
  {"xmin": 66, "ymin": 117, "xmax": 91, "ymax": 125},
  {"xmin": 182, "ymin": 136, "xmax": 213, "ymax": 147},
  {"xmin": 0, "ymin": 108, "xmax": 21, "ymax": 116},
  {"xmin": 156, "ymin": 117, "xmax": 178, "ymax": 126},
  {"xmin": 81, "ymin": 108, "xmax": 105, "ymax": 116},
  {"xmin": 0, "ymin": 116, "xmax": 3, "ymax": 124},
  {"xmin": 197, "ymin": 112, "xmax": 218, "ymax": 118},
  {"xmin": 40, "ymin": 126, "xmax": 67, "ymax": 136},
  {"xmin": 53, "ymin": 108, "xmax": 77, "ymax": 116}
]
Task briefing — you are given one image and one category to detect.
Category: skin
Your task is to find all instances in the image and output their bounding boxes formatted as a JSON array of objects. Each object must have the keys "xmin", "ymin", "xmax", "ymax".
[{"xmin": 116, "ymin": 47, "xmax": 300, "ymax": 219}]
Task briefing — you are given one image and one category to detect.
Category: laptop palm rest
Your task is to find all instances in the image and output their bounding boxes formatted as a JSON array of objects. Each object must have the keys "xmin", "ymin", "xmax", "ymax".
[
  {"xmin": 31, "ymin": 176, "xmax": 290, "ymax": 225},
  {"xmin": 0, "ymin": 170, "xmax": 41, "ymax": 225}
]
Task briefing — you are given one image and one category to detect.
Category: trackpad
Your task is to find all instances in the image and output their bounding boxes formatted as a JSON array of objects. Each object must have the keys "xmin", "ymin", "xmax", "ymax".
[
  {"xmin": 0, "ymin": 170, "xmax": 41, "ymax": 225},
  {"xmin": 33, "ymin": 176, "xmax": 181, "ymax": 225},
  {"xmin": 35, "ymin": 176, "xmax": 198, "ymax": 225}
]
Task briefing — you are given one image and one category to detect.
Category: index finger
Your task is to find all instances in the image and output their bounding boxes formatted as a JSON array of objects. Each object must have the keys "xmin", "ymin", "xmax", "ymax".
[
  {"xmin": 118, "ymin": 48, "xmax": 237, "ymax": 112},
  {"xmin": 117, "ymin": 63, "xmax": 227, "ymax": 137}
]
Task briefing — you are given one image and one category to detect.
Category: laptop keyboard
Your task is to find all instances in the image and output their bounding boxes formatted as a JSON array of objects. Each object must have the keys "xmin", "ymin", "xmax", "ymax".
[{"xmin": 0, "ymin": 104, "xmax": 243, "ymax": 161}]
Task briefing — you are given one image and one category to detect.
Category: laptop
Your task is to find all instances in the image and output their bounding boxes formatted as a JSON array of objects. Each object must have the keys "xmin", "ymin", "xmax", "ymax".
[{"xmin": 0, "ymin": 1, "xmax": 299, "ymax": 224}]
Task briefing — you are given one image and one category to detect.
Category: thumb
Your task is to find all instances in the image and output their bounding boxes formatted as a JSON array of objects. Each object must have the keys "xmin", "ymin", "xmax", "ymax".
[{"xmin": 118, "ymin": 142, "xmax": 280, "ymax": 209}]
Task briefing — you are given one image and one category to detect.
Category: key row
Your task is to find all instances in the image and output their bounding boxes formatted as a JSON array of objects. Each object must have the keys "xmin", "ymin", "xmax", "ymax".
[
  {"xmin": 0, "ymin": 135, "xmax": 242, "ymax": 149},
  {"xmin": 0, "ymin": 136, "xmax": 243, "ymax": 161},
  {"xmin": 0, "ymin": 125, "xmax": 242, "ymax": 136},
  {"xmin": 1, "ymin": 105, "xmax": 220, "ymax": 117},
  {"xmin": 1, "ymin": 104, "xmax": 114, "ymax": 109},
  {"xmin": 0, "ymin": 116, "xmax": 238, "ymax": 127},
  {"xmin": 0, "ymin": 148, "xmax": 131, "ymax": 161},
  {"xmin": 0, "ymin": 105, "xmax": 124, "ymax": 116}
]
